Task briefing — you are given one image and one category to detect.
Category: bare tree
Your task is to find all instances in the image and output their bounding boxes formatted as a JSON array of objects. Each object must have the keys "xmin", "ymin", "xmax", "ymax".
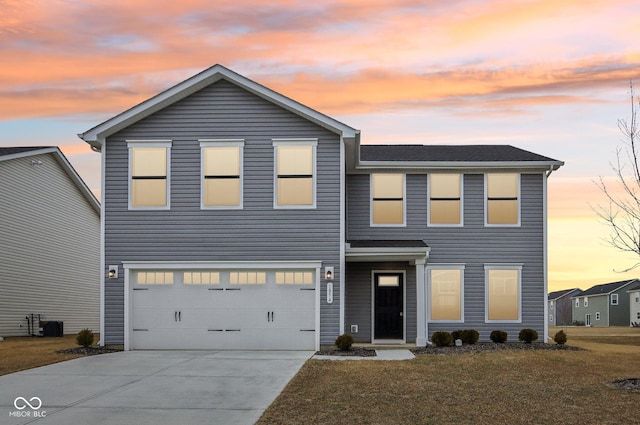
[{"xmin": 594, "ymin": 82, "xmax": 640, "ymax": 271}]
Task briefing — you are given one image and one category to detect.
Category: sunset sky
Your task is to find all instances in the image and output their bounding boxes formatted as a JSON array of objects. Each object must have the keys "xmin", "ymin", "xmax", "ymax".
[{"xmin": 2, "ymin": 0, "xmax": 640, "ymax": 292}]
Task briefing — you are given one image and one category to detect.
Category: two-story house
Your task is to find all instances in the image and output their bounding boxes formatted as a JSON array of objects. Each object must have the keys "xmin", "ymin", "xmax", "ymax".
[
  {"xmin": 79, "ymin": 65, "xmax": 563, "ymax": 350},
  {"xmin": 548, "ymin": 288, "xmax": 581, "ymax": 326},
  {"xmin": 572, "ymin": 279, "xmax": 639, "ymax": 326}
]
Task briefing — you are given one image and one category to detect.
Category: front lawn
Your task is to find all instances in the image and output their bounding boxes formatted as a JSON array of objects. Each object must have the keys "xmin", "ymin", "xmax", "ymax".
[{"xmin": 258, "ymin": 328, "xmax": 640, "ymax": 425}]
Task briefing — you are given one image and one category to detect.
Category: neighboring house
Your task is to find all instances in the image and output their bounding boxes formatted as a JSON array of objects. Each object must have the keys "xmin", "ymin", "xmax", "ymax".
[
  {"xmin": 571, "ymin": 279, "xmax": 639, "ymax": 327},
  {"xmin": 79, "ymin": 65, "xmax": 563, "ymax": 350},
  {"xmin": 548, "ymin": 288, "xmax": 581, "ymax": 326},
  {"xmin": 629, "ymin": 283, "xmax": 640, "ymax": 326},
  {"xmin": 0, "ymin": 147, "xmax": 100, "ymax": 336}
]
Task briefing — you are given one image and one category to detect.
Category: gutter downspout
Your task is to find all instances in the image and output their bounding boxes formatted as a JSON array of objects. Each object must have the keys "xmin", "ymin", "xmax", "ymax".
[{"xmin": 544, "ymin": 165, "xmax": 554, "ymax": 342}]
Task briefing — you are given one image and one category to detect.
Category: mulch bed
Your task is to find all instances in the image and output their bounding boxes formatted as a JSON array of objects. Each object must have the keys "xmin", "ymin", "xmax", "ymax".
[
  {"xmin": 609, "ymin": 378, "xmax": 640, "ymax": 392},
  {"xmin": 411, "ymin": 342, "xmax": 584, "ymax": 355},
  {"xmin": 315, "ymin": 347, "xmax": 377, "ymax": 357},
  {"xmin": 57, "ymin": 346, "xmax": 123, "ymax": 356},
  {"xmin": 316, "ymin": 342, "xmax": 583, "ymax": 357}
]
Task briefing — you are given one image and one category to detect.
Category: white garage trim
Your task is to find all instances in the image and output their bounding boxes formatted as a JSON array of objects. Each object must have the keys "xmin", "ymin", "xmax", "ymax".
[{"xmin": 123, "ymin": 261, "xmax": 321, "ymax": 351}]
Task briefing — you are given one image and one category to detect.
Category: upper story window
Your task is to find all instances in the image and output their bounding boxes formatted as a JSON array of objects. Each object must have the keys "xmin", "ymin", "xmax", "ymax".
[
  {"xmin": 485, "ymin": 265, "xmax": 522, "ymax": 323},
  {"xmin": 575, "ymin": 298, "xmax": 579, "ymax": 307},
  {"xmin": 273, "ymin": 139, "xmax": 317, "ymax": 208},
  {"xmin": 429, "ymin": 174, "xmax": 462, "ymax": 226},
  {"xmin": 584, "ymin": 297, "xmax": 588, "ymax": 307},
  {"xmin": 128, "ymin": 140, "xmax": 171, "ymax": 210},
  {"xmin": 200, "ymin": 140, "xmax": 244, "ymax": 209},
  {"xmin": 486, "ymin": 173, "xmax": 519, "ymax": 226},
  {"xmin": 611, "ymin": 294, "xmax": 618, "ymax": 305},
  {"xmin": 371, "ymin": 173, "xmax": 405, "ymax": 226}
]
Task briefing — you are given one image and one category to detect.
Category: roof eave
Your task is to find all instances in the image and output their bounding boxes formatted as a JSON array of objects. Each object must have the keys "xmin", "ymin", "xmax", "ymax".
[
  {"xmin": 345, "ymin": 246, "xmax": 430, "ymax": 263},
  {"xmin": 355, "ymin": 160, "xmax": 564, "ymax": 171}
]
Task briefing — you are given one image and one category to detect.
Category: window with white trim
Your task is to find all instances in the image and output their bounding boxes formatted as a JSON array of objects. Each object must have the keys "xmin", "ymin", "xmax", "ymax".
[
  {"xmin": 273, "ymin": 140, "xmax": 316, "ymax": 208},
  {"xmin": 428, "ymin": 265, "xmax": 464, "ymax": 322},
  {"xmin": 584, "ymin": 297, "xmax": 588, "ymax": 307},
  {"xmin": 637, "ymin": 312, "xmax": 640, "ymax": 320},
  {"xmin": 486, "ymin": 173, "xmax": 519, "ymax": 225},
  {"xmin": 128, "ymin": 141, "xmax": 171, "ymax": 209},
  {"xmin": 485, "ymin": 265, "xmax": 521, "ymax": 322},
  {"xmin": 136, "ymin": 271, "xmax": 174, "ymax": 285},
  {"xmin": 429, "ymin": 174, "xmax": 462, "ymax": 225},
  {"xmin": 575, "ymin": 298, "xmax": 579, "ymax": 307},
  {"xmin": 371, "ymin": 173, "xmax": 405, "ymax": 226},
  {"xmin": 200, "ymin": 141, "xmax": 243, "ymax": 208},
  {"xmin": 611, "ymin": 294, "xmax": 618, "ymax": 305},
  {"xmin": 595, "ymin": 312, "xmax": 601, "ymax": 321}
]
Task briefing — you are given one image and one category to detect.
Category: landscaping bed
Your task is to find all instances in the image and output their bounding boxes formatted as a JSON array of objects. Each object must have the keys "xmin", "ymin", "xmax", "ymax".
[
  {"xmin": 315, "ymin": 347, "xmax": 377, "ymax": 357},
  {"xmin": 57, "ymin": 345, "xmax": 123, "ymax": 356},
  {"xmin": 412, "ymin": 342, "xmax": 584, "ymax": 355}
]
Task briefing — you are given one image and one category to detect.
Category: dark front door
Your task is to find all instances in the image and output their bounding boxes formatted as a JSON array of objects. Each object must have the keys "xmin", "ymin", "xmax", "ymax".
[{"xmin": 374, "ymin": 273, "xmax": 404, "ymax": 340}]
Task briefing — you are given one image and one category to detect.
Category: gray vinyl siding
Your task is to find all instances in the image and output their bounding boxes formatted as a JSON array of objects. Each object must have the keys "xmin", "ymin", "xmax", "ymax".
[
  {"xmin": 0, "ymin": 153, "xmax": 100, "ymax": 336},
  {"xmin": 347, "ymin": 173, "xmax": 545, "ymax": 341},
  {"xmin": 103, "ymin": 80, "xmax": 342, "ymax": 344},
  {"xmin": 610, "ymin": 289, "xmax": 632, "ymax": 326},
  {"xmin": 345, "ymin": 262, "xmax": 416, "ymax": 343}
]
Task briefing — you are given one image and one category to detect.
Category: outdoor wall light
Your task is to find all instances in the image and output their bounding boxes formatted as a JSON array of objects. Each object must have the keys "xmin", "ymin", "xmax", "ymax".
[
  {"xmin": 108, "ymin": 265, "xmax": 118, "ymax": 279},
  {"xmin": 325, "ymin": 266, "xmax": 334, "ymax": 281}
]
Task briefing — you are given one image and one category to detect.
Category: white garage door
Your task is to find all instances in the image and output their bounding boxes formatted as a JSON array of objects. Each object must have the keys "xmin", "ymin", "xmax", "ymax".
[{"xmin": 129, "ymin": 269, "xmax": 317, "ymax": 350}]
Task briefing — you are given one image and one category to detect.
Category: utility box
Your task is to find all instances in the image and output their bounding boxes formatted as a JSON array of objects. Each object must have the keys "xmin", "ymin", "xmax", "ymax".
[{"xmin": 41, "ymin": 321, "xmax": 64, "ymax": 337}]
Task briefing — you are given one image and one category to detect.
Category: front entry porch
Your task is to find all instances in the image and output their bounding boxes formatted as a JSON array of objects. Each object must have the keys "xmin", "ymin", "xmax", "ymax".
[{"xmin": 344, "ymin": 240, "xmax": 430, "ymax": 346}]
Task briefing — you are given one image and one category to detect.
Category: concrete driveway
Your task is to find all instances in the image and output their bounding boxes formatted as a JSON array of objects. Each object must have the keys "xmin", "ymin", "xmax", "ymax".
[{"xmin": 0, "ymin": 350, "xmax": 312, "ymax": 425}]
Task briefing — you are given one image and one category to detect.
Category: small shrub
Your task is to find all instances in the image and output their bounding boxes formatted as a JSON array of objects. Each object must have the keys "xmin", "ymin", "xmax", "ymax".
[
  {"xmin": 490, "ymin": 330, "xmax": 508, "ymax": 343},
  {"xmin": 451, "ymin": 330, "xmax": 463, "ymax": 341},
  {"xmin": 335, "ymin": 333, "xmax": 354, "ymax": 351},
  {"xmin": 431, "ymin": 331, "xmax": 453, "ymax": 347},
  {"xmin": 461, "ymin": 329, "xmax": 480, "ymax": 344},
  {"xmin": 572, "ymin": 320, "xmax": 585, "ymax": 326},
  {"xmin": 553, "ymin": 329, "xmax": 568, "ymax": 345},
  {"xmin": 518, "ymin": 328, "xmax": 539, "ymax": 344},
  {"xmin": 76, "ymin": 329, "xmax": 94, "ymax": 348}
]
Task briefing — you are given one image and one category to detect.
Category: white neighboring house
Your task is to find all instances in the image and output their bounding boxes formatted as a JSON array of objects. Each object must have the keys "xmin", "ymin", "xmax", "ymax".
[{"xmin": 0, "ymin": 147, "xmax": 100, "ymax": 337}]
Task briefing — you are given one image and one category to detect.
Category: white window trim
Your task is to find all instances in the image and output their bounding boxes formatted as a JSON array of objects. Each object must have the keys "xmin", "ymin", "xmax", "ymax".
[
  {"xmin": 370, "ymin": 173, "xmax": 407, "ymax": 227},
  {"xmin": 127, "ymin": 140, "xmax": 172, "ymax": 211},
  {"xmin": 427, "ymin": 264, "xmax": 465, "ymax": 323},
  {"xmin": 611, "ymin": 293, "xmax": 619, "ymax": 305},
  {"xmin": 584, "ymin": 297, "xmax": 588, "ymax": 307},
  {"xmin": 199, "ymin": 140, "xmax": 245, "ymax": 210},
  {"xmin": 484, "ymin": 263, "xmax": 523, "ymax": 323},
  {"xmin": 484, "ymin": 173, "xmax": 521, "ymax": 227},
  {"xmin": 575, "ymin": 298, "xmax": 580, "ymax": 307},
  {"xmin": 595, "ymin": 312, "xmax": 601, "ymax": 321},
  {"xmin": 427, "ymin": 174, "xmax": 464, "ymax": 227},
  {"xmin": 272, "ymin": 139, "xmax": 318, "ymax": 209}
]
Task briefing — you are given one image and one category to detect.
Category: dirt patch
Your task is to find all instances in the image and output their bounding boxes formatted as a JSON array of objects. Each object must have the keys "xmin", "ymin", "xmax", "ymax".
[{"xmin": 609, "ymin": 378, "xmax": 640, "ymax": 392}]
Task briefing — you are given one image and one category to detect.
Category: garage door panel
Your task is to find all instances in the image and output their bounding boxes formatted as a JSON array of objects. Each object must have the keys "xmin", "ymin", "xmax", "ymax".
[{"xmin": 130, "ymin": 268, "xmax": 317, "ymax": 350}]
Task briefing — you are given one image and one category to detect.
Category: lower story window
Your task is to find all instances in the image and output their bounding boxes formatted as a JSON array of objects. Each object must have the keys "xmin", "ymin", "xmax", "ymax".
[
  {"xmin": 595, "ymin": 312, "xmax": 601, "ymax": 321},
  {"xmin": 428, "ymin": 266, "xmax": 464, "ymax": 322},
  {"xmin": 485, "ymin": 265, "xmax": 521, "ymax": 322}
]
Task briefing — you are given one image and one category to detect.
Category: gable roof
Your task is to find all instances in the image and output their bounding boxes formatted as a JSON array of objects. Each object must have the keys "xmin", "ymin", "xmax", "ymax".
[
  {"xmin": 356, "ymin": 144, "xmax": 563, "ymax": 170},
  {"xmin": 0, "ymin": 146, "xmax": 100, "ymax": 214},
  {"xmin": 575, "ymin": 279, "xmax": 639, "ymax": 297},
  {"xmin": 78, "ymin": 64, "xmax": 359, "ymax": 151},
  {"xmin": 548, "ymin": 288, "xmax": 581, "ymax": 301}
]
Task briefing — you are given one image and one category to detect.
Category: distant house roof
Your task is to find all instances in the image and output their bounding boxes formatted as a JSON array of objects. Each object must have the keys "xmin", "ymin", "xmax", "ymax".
[
  {"xmin": 0, "ymin": 146, "xmax": 100, "ymax": 214},
  {"xmin": 574, "ymin": 279, "xmax": 639, "ymax": 298},
  {"xmin": 548, "ymin": 288, "xmax": 581, "ymax": 301},
  {"xmin": 359, "ymin": 144, "xmax": 563, "ymax": 168},
  {"xmin": 79, "ymin": 64, "xmax": 359, "ymax": 151}
]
